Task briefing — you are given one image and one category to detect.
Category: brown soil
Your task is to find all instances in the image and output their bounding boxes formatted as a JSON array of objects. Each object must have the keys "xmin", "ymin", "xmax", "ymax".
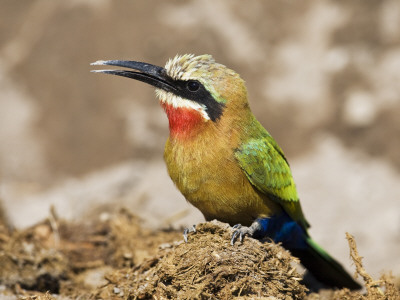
[{"xmin": 0, "ymin": 208, "xmax": 398, "ymax": 300}]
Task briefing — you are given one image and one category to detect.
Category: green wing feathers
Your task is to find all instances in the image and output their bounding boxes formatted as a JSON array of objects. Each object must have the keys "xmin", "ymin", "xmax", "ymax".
[
  {"xmin": 235, "ymin": 133, "xmax": 309, "ymax": 229},
  {"xmin": 235, "ymin": 136, "xmax": 298, "ymax": 202}
]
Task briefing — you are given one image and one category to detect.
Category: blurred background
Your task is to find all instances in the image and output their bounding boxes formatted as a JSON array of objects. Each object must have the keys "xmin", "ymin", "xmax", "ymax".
[{"xmin": 0, "ymin": 0, "xmax": 399, "ymax": 278}]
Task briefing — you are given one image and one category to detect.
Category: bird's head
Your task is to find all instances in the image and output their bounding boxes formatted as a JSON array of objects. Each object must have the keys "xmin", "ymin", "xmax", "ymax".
[{"xmin": 92, "ymin": 54, "xmax": 248, "ymax": 138}]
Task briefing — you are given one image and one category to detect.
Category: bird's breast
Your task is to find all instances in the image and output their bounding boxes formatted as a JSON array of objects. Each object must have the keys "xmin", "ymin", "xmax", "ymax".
[{"xmin": 163, "ymin": 128, "xmax": 281, "ymax": 225}]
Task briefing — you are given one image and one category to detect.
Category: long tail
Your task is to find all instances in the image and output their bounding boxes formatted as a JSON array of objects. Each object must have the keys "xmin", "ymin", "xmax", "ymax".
[
  {"xmin": 290, "ymin": 237, "xmax": 361, "ymax": 290},
  {"xmin": 249, "ymin": 214, "xmax": 361, "ymax": 290}
]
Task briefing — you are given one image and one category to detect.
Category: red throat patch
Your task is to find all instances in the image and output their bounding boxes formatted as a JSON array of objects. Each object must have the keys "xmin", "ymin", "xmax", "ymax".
[{"xmin": 160, "ymin": 102, "xmax": 205, "ymax": 139}]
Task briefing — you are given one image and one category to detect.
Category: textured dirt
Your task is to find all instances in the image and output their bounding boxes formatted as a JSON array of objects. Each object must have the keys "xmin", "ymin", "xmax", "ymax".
[{"xmin": 0, "ymin": 209, "xmax": 398, "ymax": 299}]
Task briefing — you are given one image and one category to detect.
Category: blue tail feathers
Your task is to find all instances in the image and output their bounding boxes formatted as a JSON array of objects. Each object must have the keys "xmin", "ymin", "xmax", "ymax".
[{"xmin": 251, "ymin": 213, "xmax": 361, "ymax": 290}]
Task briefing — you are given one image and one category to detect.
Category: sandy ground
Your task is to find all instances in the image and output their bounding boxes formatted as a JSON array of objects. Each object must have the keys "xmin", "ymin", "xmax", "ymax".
[{"xmin": 0, "ymin": 0, "xmax": 400, "ymax": 298}]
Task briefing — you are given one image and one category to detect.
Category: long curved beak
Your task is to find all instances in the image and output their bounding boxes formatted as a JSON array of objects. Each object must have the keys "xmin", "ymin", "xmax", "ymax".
[{"xmin": 91, "ymin": 60, "xmax": 177, "ymax": 92}]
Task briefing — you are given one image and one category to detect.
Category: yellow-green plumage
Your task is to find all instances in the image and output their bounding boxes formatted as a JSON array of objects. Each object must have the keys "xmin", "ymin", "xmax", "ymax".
[
  {"xmin": 92, "ymin": 54, "xmax": 361, "ymax": 290},
  {"xmin": 164, "ymin": 113, "xmax": 284, "ymax": 226}
]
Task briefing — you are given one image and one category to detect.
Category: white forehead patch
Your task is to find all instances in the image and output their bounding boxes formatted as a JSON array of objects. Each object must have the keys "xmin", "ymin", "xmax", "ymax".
[
  {"xmin": 155, "ymin": 89, "xmax": 210, "ymax": 120},
  {"xmin": 165, "ymin": 54, "xmax": 215, "ymax": 80}
]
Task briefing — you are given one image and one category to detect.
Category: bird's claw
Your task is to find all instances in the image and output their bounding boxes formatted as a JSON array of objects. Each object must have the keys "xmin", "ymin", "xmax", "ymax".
[
  {"xmin": 230, "ymin": 224, "xmax": 249, "ymax": 245},
  {"xmin": 183, "ymin": 224, "xmax": 196, "ymax": 243},
  {"xmin": 230, "ymin": 221, "xmax": 262, "ymax": 245},
  {"xmin": 232, "ymin": 224, "xmax": 241, "ymax": 229}
]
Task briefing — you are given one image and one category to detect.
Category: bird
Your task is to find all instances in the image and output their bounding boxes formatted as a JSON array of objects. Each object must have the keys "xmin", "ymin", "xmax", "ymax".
[{"xmin": 91, "ymin": 54, "xmax": 361, "ymax": 290}]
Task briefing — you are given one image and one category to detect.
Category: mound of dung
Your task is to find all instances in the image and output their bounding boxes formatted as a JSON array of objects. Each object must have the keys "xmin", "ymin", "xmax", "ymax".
[
  {"xmin": 1, "ymin": 209, "xmax": 398, "ymax": 299},
  {"xmin": 94, "ymin": 220, "xmax": 307, "ymax": 299}
]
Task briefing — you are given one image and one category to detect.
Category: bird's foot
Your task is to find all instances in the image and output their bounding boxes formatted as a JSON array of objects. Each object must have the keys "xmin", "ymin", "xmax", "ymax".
[
  {"xmin": 183, "ymin": 224, "xmax": 196, "ymax": 243},
  {"xmin": 230, "ymin": 221, "xmax": 262, "ymax": 245}
]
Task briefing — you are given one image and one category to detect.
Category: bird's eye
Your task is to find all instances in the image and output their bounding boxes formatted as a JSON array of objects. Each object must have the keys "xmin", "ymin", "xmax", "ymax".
[{"xmin": 187, "ymin": 80, "xmax": 200, "ymax": 92}]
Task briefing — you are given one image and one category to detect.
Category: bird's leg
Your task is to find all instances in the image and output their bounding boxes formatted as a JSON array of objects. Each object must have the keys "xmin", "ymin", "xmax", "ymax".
[
  {"xmin": 183, "ymin": 224, "xmax": 196, "ymax": 243},
  {"xmin": 230, "ymin": 221, "xmax": 263, "ymax": 245},
  {"xmin": 231, "ymin": 214, "xmax": 308, "ymax": 249}
]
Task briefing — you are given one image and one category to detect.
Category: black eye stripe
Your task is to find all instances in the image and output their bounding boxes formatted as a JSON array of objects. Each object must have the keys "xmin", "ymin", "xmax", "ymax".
[{"xmin": 172, "ymin": 79, "xmax": 224, "ymax": 122}]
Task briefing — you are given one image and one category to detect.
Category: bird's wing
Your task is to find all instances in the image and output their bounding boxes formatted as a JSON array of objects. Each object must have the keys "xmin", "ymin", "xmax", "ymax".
[{"xmin": 235, "ymin": 136, "xmax": 309, "ymax": 229}]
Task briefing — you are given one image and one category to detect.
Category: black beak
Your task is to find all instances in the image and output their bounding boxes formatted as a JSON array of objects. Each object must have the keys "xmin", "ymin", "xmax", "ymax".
[{"xmin": 91, "ymin": 60, "xmax": 177, "ymax": 93}]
